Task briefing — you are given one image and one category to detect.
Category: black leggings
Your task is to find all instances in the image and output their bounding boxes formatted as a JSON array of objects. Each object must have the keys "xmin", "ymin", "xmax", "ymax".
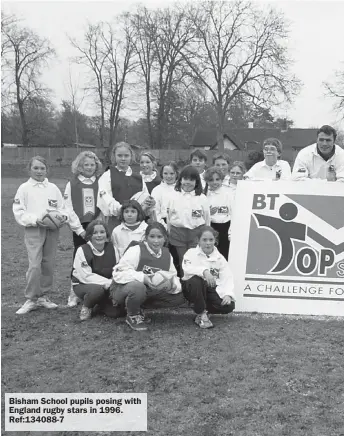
[
  {"xmin": 211, "ymin": 221, "xmax": 231, "ymax": 260},
  {"xmin": 182, "ymin": 276, "xmax": 235, "ymax": 314}
]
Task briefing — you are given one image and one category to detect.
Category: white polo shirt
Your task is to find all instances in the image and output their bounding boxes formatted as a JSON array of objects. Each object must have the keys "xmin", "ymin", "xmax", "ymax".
[
  {"xmin": 292, "ymin": 143, "xmax": 344, "ymax": 182},
  {"xmin": 245, "ymin": 160, "xmax": 291, "ymax": 180}
]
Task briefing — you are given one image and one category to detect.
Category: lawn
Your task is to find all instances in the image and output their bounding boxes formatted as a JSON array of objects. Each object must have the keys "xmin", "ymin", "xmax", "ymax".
[{"xmin": 1, "ymin": 175, "xmax": 344, "ymax": 436}]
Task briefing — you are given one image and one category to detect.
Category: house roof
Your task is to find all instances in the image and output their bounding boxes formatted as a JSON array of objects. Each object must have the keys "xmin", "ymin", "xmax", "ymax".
[{"xmin": 191, "ymin": 128, "xmax": 318, "ymax": 150}]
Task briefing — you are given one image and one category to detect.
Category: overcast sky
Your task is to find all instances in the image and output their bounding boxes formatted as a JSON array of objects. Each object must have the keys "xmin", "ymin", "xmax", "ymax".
[{"xmin": 3, "ymin": 0, "xmax": 344, "ymax": 130}]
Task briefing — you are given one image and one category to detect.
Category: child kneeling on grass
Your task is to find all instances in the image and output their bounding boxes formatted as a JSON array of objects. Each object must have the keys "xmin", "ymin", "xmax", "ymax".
[
  {"xmin": 111, "ymin": 222, "xmax": 185, "ymax": 331},
  {"xmin": 72, "ymin": 219, "xmax": 121, "ymax": 321},
  {"xmin": 182, "ymin": 226, "xmax": 236, "ymax": 329}
]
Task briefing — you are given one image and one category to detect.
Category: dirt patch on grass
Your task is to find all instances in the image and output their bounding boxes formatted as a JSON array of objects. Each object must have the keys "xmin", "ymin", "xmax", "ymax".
[{"xmin": 2, "ymin": 177, "xmax": 344, "ymax": 436}]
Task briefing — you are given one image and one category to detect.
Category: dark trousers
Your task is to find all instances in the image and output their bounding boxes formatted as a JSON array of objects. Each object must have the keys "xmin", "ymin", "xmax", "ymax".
[
  {"xmin": 143, "ymin": 287, "xmax": 186, "ymax": 309},
  {"xmin": 74, "ymin": 283, "xmax": 121, "ymax": 318},
  {"xmin": 182, "ymin": 276, "xmax": 235, "ymax": 315},
  {"xmin": 211, "ymin": 221, "xmax": 230, "ymax": 260}
]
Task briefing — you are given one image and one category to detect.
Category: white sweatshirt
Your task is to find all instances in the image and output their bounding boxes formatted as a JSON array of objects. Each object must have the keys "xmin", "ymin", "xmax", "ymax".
[
  {"xmin": 112, "ymin": 243, "xmax": 181, "ymax": 294},
  {"xmin": 292, "ymin": 143, "xmax": 344, "ymax": 182},
  {"xmin": 97, "ymin": 167, "xmax": 148, "ymax": 217},
  {"xmin": 72, "ymin": 242, "xmax": 113, "ymax": 289},
  {"xmin": 151, "ymin": 182, "xmax": 176, "ymax": 222},
  {"xmin": 64, "ymin": 175, "xmax": 97, "ymax": 235},
  {"xmin": 13, "ymin": 178, "xmax": 67, "ymax": 227},
  {"xmin": 167, "ymin": 190, "xmax": 211, "ymax": 229},
  {"xmin": 206, "ymin": 186, "xmax": 234, "ymax": 224},
  {"xmin": 111, "ymin": 221, "xmax": 148, "ymax": 259},
  {"xmin": 245, "ymin": 160, "xmax": 291, "ymax": 180},
  {"xmin": 182, "ymin": 245, "xmax": 235, "ymax": 299}
]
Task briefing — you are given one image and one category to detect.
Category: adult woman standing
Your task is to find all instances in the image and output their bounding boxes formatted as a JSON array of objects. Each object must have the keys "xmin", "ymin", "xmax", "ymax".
[{"xmin": 97, "ymin": 142, "xmax": 154, "ymax": 233}]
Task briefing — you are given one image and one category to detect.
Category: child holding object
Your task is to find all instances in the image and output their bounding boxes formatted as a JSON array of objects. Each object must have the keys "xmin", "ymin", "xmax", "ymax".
[
  {"xmin": 182, "ymin": 226, "xmax": 235, "ymax": 329},
  {"xmin": 166, "ymin": 165, "xmax": 210, "ymax": 275},
  {"xmin": 111, "ymin": 200, "xmax": 147, "ymax": 259},
  {"xmin": 204, "ymin": 167, "xmax": 234, "ymax": 260},
  {"xmin": 72, "ymin": 220, "xmax": 120, "ymax": 321},
  {"xmin": 13, "ymin": 156, "xmax": 68, "ymax": 315},
  {"xmin": 64, "ymin": 151, "xmax": 103, "ymax": 307},
  {"xmin": 111, "ymin": 222, "xmax": 184, "ymax": 332}
]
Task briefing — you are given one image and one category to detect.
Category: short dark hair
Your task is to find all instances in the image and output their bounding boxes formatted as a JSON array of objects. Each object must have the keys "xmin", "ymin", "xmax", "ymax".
[
  {"xmin": 175, "ymin": 165, "xmax": 203, "ymax": 196},
  {"xmin": 119, "ymin": 200, "xmax": 145, "ymax": 223},
  {"xmin": 317, "ymin": 125, "xmax": 337, "ymax": 141},
  {"xmin": 197, "ymin": 225, "xmax": 219, "ymax": 244},
  {"xmin": 212, "ymin": 153, "xmax": 231, "ymax": 165},
  {"xmin": 145, "ymin": 222, "xmax": 169, "ymax": 245},
  {"xmin": 27, "ymin": 155, "xmax": 48, "ymax": 172},
  {"xmin": 160, "ymin": 161, "xmax": 179, "ymax": 179},
  {"xmin": 190, "ymin": 149, "xmax": 207, "ymax": 162},
  {"xmin": 203, "ymin": 166, "xmax": 224, "ymax": 182},
  {"xmin": 84, "ymin": 219, "xmax": 110, "ymax": 242}
]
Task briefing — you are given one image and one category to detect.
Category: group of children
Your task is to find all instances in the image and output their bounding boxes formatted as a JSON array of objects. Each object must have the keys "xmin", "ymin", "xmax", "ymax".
[{"xmin": 13, "ymin": 144, "xmax": 250, "ymax": 331}]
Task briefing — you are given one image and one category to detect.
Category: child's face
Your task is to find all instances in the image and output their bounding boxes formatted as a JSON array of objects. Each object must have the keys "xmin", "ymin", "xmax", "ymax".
[
  {"xmin": 191, "ymin": 156, "xmax": 206, "ymax": 173},
  {"xmin": 208, "ymin": 173, "xmax": 222, "ymax": 191},
  {"xmin": 214, "ymin": 158, "xmax": 229, "ymax": 176},
  {"xmin": 181, "ymin": 177, "xmax": 196, "ymax": 192},
  {"xmin": 81, "ymin": 157, "xmax": 97, "ymax": 178},
  {"xmin": 29, "ymin": 159, "xmax": 47, "ymax": 182},
  {"xmin": 162, "ymin": 166, "xmax": 177, "ymax": 184},
  {"xmin": 114, "ymin": 146, "xmax": 131, "ymax": 170},
  {"xmin": 263, "ymin": 144, "xmax": 279, "ymax": 166},
  {"xmin": 91, "ymin": 225, "xmax": 107, "ymax": 246},
  {"xmin": 140, "ymin": 156, "xmax": 154, "ymax": 175},
  {"xmin": 146, "ymin": 228, "xmax": 165, "ymax": 253},
  {"xmin": 123, "ymin": 206, "xmax": 139, "ymax": 225},
  {"xmin": 199, "ymin": 231, "xmax": 215, "ymax": 255},
  {"xmin": 229, "ymin": 166, "xmax": 244, "ymax": 185}
]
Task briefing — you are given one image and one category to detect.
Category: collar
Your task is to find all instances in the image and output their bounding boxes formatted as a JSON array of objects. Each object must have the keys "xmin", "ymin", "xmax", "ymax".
[
  {"xmin": 181, "ymin": 189, "xmax": 196, "ymax": 196},
  {"xmin": 263, "ymin": 160, "xmax": 280, "ymax": 169},
  {"xmin": 196, "ymin": 245, "xmax": 220, "ymax": 259},
  {"xmin": 120, "ymin": 221, "xmax": 143, "ymax": 231},
  {"xmin": 140, "ymin": 171, "xmax": 157, "ymax": 183},
  {"xmin": 28, "ymin": 177, "xmax": 49, "ymax": 187},
  {"xmin": 78, "ymin": 175, "xmax": 96, "ymax": 183},
  {"xmin": 116, "ymin": 166, "xmax": 132, "ymax": 176},
  {"xmin": 207, "ymin": 187, "xmax": 222, "ymax": 195},
  {"xmin": 144, "ymin": 241, "xmax": 162, "ymax": 258},
  {"xmin": 316, "ymin": 144, "xmax": 336, "ymax": 162},
  {"xmin": 87, "ymin": 241, "xmax": 105, "ymax": 255}
]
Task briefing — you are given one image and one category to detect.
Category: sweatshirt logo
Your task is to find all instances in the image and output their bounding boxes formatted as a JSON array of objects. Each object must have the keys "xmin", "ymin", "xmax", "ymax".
[
  {"xmin": 192, "ymin": 209, "xmax": 203, "ymax": 218},
  {"xmin": 218, "ymin": 206, "xmax": 229, "ymax": 214},
  {"xmin": 63, "ymin": 193, "xmax": 68, "ymax": 199},
  {"xmin": 210, "ymin": 268, "xmax": 219, "ymax": 279},
  {"xmin": 13, "ymin": 198, "xmax": 20, "ymax": 204},
  {"xmin": 142, "ymin": 265, "xmax": 160, "ymax": 275},
  {"xmin": 99, "ymin": 190, "xmax": 106, "ymax": 197},
  {"xmin": 48, "ymin": 199, "xmax": 58, "ymax": 208},
  {"xmin": 81, "ymin": 261, "xmax": 88, "ymax": 268},
  {"xmin": 85, "ymin": 196, "xmax": 94, "ymax": 206}
]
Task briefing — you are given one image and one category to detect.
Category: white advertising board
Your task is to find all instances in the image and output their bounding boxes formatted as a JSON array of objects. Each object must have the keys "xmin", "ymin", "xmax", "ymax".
[{"xmin": 228, "ymin": 180, "xmax": 344, "ymax": 316}]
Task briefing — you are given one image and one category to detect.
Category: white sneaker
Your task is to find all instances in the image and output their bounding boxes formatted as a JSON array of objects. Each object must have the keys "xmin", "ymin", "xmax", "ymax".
[
  {"xmin": 16, "ymin": 300, "xmax": 38, "ymax": 315},
  {"xmin": 37, "ymin": 297, "xmax": 58, "ymax": 309},
  {"xmin": 67, "ymin": 289, "xmax": 80, "ymax": 307},
  {"xmin": 195, "ymin": 311, "xmax": 213, "ymax": 329},
  {"xmin": 80, "ymin": 305, "xmax": 92, "ymax": 321}
]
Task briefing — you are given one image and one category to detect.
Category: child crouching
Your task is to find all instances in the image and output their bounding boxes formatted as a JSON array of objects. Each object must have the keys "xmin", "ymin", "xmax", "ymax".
[
  {"xmin": 182, "ymin": 226, "xmax": 235, "ymax": 329},
  {"xmin": 111, "ymin": 222, "xmax": 185, "ymax": 331}
]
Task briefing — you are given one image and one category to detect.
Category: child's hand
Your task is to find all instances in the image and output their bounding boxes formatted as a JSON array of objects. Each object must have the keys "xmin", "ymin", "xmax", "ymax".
[
  {"xmin": 203, "ymin": 270, "xmax": 216, "ymax": 288},
  {"xmin": 36, "ymin": 219, "xmax": 49, "ymax": 228},
  {"xmin": 144, "ymin": 196, "xmax": 156, "ymax": 208},
  {"xmin": 143, "ymin": 274, "xmax": 154, "ymax": 287},
  {"xmin": 80, "ymin": 231, "xmax": 86, "ymax": 240},
  {"xmin": 221, "ymin": 295, "xmax": 234, "ymax": 305}
]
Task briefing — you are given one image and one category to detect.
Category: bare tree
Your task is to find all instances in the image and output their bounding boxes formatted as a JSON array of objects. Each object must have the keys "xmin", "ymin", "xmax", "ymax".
[
  {"xmin": 69, "ymin": 23, "xmax": 109, "ymax": 147},
  {"xmin": 179, "ymin": 0, "xmax": 301, "ymax": 150},
  {"xmin": 324, "ymin": 67, "xmax": 344, "ymax": 119},
  {"xmin": 1, "ymin": 15, "xmax": 55, "ymax": 145}
]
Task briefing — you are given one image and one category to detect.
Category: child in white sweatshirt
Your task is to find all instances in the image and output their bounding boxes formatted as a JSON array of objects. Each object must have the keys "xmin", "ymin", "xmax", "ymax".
[
  {"xmin": 112, "ymin": 222, "xmax": 184, "ymax": 331},
  {"xmin": 111, "ymin": 200, "xmax": 148, "ymax": 259},
  {"xmin": 182, "ymin": 226, "xmax": 236, "ymax": 329},
  {"xmin": 151, "ymin": 161, "xmax": 178, "ymax": 225},
  {"xmin": 13, "ymin": 156, "xmax": 68, "ymax": 315}
]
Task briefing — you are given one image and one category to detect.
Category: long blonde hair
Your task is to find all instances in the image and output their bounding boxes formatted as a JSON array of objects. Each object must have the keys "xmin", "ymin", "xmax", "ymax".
[{"xmin": 71, "ymin": 151, "xmax": 103, "ymax": 176}]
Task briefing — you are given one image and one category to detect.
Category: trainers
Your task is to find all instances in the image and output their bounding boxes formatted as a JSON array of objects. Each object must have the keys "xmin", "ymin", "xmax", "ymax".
[
  {"xmin": 126, "ymin": 315, "xmax": 148, "ymax": 331},
  {"xmin": 80, "ymin": 305, "xmax": 92, "ymax": 321},
  {"xmin": 140, "ymin": 309, "xmax": 151, "ymax": 324},
  {"xmin": 67, "ymin": 289, "xmax": 80, "ymax": 307},
  {"xmin": 37, "ymin": 297, "xmax": 58, "ymax": 309},
  {"xmin": 16, "ymin": 300, "xmax": 38, "ymax": 315},
  {"xmin": 195, "ymin": 311, "xmax": 213, "ymax": 329}
]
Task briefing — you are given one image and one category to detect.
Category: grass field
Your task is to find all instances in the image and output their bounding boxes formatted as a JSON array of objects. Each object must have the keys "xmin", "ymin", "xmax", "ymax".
[{"xmin": 1, "ymin": 175, "xmax": 344, "ymax": 436}]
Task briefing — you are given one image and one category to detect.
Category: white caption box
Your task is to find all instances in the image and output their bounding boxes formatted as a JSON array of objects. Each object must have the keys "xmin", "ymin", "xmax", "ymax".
[{"xmin": 5, "ymin": 393, "xmax": 147, "ymax": 432}]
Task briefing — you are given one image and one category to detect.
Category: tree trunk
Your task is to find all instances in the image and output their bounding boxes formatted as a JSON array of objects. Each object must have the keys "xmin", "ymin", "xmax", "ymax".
[{"xmin": 216, "ymin": 104, "xmax": 225, "ymax": 152}]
